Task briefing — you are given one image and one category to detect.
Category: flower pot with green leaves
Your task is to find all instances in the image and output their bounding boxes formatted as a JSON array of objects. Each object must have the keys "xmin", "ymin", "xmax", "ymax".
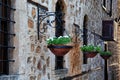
[
  {"xmin": 99, "ymin": 51, "xmax": 112, "ymax": 60},
  {"xmin": 47, "ymin": 36, "xmax": 73, "ymax": 56},
  {"xmin": 80, "ymin": 45, "xmax": 101, "ymax": 58}
]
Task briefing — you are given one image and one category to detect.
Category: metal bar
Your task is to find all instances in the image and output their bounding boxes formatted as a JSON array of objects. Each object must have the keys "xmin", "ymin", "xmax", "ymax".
[
  {"xmin": 0, "ymin": 30, "xmax": 15, "ymax": 36},
  {"xmin": 37, "ymin": 5, "xmax": 40, "ymax": 40},
  {"xmin": 0, "ymin": 17, "xmax": 16, "ymax": 23},
  {"xmin": 91, "ymin": 31, "xmax": 102, "ymax": 39},
  {"xmin": 104, "ymin": 59, "xmax": 108, "ymax": 80},
  {"xmin": 0, "ymin": 44, "xmax": 15, "ymax": 49},
  {"xmin": 73, "ymin": 23, "xmax": 103, "ymax": 39},
  {"xmin": 109, "ymin": 0, "xmax": 112, "ymax": 17},
  {"xmin": 0, "ymin": 60, "xmax": 15, "ymax": 62},
  {"xmin": 55, "ymin": 56, "xmax": 64, "ymax": 69},
  {"xmin": 4, "ymin": 12, "xmax": 9, "ymax": 74},
  {"xmin": 27, "ymin": 0, "xmax": 48, "ymax": 10},
  {"xmin": 37, "ymin": 6, "xmax": 64, "ymax": 38},
  {"xmin": 104, "ymin": 44, "xmax": 108, "ymax": 80},
  {"xmin": 0, "ymin": 2, "xmax": 16, "ymax": 11},
  {"xmin": 83, "ymin": 52, "xmax": 87, "ymax": 64}
]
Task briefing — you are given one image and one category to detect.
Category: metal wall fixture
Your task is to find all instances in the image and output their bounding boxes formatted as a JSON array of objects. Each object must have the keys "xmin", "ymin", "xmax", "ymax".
[
  {"xmin": 102, "ymin": 0, "xmax": 112, "ymax": 17},
  {"xmin": 37, "ymin": 6, "xmax": 65, "ymax": 40},
  {"xmin": 73, "ymin": 23, "xmax": 104, "ymax": 45},
  {"xmin": 37, "ymin": 6, "xmax": 113, "ymax": 43}
]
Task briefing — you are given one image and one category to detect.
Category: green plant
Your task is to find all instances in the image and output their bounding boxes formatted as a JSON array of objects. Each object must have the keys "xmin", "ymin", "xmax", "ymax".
[
  {"xmin": 47, "ymin": 36, "xmax": 71, "ymax": 45},
  {"xmin": 95, "ymin": 46, "xmax": 101, "ymax": 52},
  {"xmin": 99, "ymin": 51, "xmax": 112, "ymax": 55},
  {"xmin": 80, "ymin": 45, "xmax": 101, "ymax": 52}
]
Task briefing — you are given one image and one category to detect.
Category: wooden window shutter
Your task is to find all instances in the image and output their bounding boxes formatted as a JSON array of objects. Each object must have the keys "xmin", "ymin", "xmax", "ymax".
[{"xmin": 102, "ymin": 20, "xmax": 117, "ymax": 41}]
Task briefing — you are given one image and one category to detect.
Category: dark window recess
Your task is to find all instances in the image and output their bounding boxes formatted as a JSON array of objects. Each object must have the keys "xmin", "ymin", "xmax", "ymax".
[
  {"xmin": 83, "ymin": 28, "xmax": 87, "ymax": 45},
  {"xmin": 83, "ymin": 15, "xmax": 88, "ymax": 64},
  {"xmin": 0, "ymin": 0, "xmax": 15, "ymax": 75},
  {"xmin": 55, "ymin": 0, "xmax": 65, "ymax": 69},
  {"xmin": 55, "ymin": 56, "xmax": 64, "ymax": 69},
  {"xmin": 83, "ymin": 28, "xmax": 87, "ymax": 64},
  {"xmin": 104, "ymin": 43, "xmax": 108, "ymax": 51},
  {"xmin": 102, "ymin": 20, "xmax": 117, "ymax": 41}
]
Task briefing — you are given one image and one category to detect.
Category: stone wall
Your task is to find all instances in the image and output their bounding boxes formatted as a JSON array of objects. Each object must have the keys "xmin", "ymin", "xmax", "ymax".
[
  {"xmin": 14, "ymin": 0, "xmax": 109, "ymax": 80},
  {"xmin": 108, "ymin": 25, "xmax": 120, "ymax": 80},
  {"xmin": 0, "ymin": 0, "xmax": 119, "ymax": 80}
]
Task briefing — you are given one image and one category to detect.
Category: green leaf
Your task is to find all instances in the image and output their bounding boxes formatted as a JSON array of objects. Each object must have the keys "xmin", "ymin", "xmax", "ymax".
[
  {"xmin": 80, "ymin": 45, "xmax": 101, "ymax": 52},
  {"xmin": 46, "ymin": 36, "xmax": 71, "ymax": 45},
  {"xmin": 99, "ymin": 51, "xmax": 112, "ymax": 55}
]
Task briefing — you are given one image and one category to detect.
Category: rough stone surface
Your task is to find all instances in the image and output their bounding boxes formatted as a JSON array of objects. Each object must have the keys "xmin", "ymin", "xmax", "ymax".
[
  {"xmin": 1, "ymin": 0, "xmax": 120, "ymax": 80},
  {"xmin": 35, "ymin": 46, "xmax": 41, "ymax": 53},
  {"xmin": 107, "ymin": 25, "xmax": 120, "ymax": 80},
  {"xmin": 32, "ymin": 7, "xmax": 36, "ymax": 19}
]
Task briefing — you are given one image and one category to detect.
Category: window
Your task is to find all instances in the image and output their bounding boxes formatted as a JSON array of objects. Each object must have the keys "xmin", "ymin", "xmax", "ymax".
[
  {"xmin": 0, "ymin": 0, "xmax": 15, "ymax": 75},
  {"xmin": 83, "ymin": 15, "xmax": 88, "ymax": 64},
  {"xmin": 55, "ymin": 0, "xmax": 66, "ymax": 69},
  {"xmin": 102, "ymin": 20, "xmax": 117, "ymax": 41}
]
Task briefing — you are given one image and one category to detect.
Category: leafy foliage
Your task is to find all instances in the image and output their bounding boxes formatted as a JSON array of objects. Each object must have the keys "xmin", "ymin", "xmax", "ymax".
[
  {"xmin": 80, "ymin": 45, "xmax": 101, "ymax": 52},
  {"xmin": 47, "ymin": 36, "xmax": 71, "ymax": 45},
  {"xmin": 99, "ymin": 51, "xmax": 112, "ymax": 55}
]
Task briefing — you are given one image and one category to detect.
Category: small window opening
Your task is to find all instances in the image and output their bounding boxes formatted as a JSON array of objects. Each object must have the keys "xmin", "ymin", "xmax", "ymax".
[
  {"xmin": 55, "ymin": 0, "xmax": 66, "ymax": 69},
  {"xmin": 83, "ymin": 15, "xmax": 88, "ymax": 64}
]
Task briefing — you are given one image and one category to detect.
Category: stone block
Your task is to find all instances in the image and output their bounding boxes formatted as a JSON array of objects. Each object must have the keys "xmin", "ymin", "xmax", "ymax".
[
  {"xmin": 32, "ymin": 7, "xmax": 36, "ymax": 19},
  {"xmin": 27, "ymin": 56, "xmax": 33, "ymax": 63},
  {"xmin": 30, "ymin": 76, "xmax": 36, "ymax": 80},
  {"xmin": 37, "ymin": 60, "xmax": 42, "ymax": 70},
  {"xmin": 28, "ymin": 18, "xmax": 34, "ymax": 28},
  {"xmin": 35, "ymin": 46, "xmax": 41, "ymax": 53},
  {"xmin": 31, "ymin": 44, "xmax": 35, "ymax": 52}
]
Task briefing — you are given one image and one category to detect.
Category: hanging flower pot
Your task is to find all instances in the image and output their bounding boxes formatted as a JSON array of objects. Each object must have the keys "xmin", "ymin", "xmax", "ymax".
[
  {"xmin": 99, "ymin": 51, "xmax": 112, "ymax": 60},
  {"xmin": 84, "ymin": 52, "xmax": 98, "ymax": 58},
  {"xmin": 47, "ymin": 45, "xmax": 73, "ymax": 56},
  {"xmin": 80, "ymin": 45, "xmax": 101, "ymax": 58},
  {"xmin": 47, "ymin": 36, "xmax": 73, "ymax": 56},
  {"xmin": 100, "ymin": 55, "xmax": 111, "ymax": 60}
]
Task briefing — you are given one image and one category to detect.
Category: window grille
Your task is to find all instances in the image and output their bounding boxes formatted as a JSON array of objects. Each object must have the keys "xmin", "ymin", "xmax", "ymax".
[{"xmin": 0, "ymin": 0, "xmax": 15, "ymax": 75}]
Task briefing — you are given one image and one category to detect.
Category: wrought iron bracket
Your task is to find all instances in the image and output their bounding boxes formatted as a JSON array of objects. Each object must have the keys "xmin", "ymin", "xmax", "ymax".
[
  {"xmin": 101, "ymin": 0, "xmax": 112, "ymax": 17},
  {"xmin": 73, "ymin": 23, "xmax": 104, "ymax": 45},
  {"xmin": 37, "ymin": 6, "xmax": 65, "ymax": 40}
]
